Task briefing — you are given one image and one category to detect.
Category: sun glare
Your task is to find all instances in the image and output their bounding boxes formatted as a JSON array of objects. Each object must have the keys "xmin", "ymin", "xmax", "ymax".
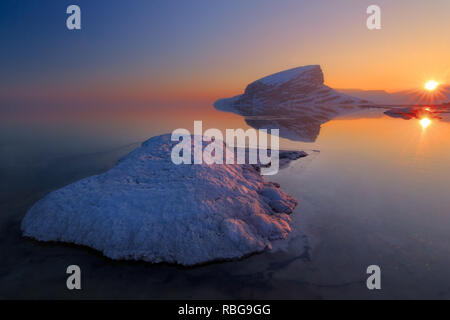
[
  {"xmin": 425, "ymin": 80, "xmax": 439, "ymax": 91},
  {"xmin": 420, "ymin": 118, "xmax": 431, "ymax": 129}
]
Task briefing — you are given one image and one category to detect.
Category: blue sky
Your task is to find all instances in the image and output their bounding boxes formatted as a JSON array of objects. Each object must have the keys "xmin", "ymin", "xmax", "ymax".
[{"xmin": 1, "ymin": 0, "xmax": 450, "ymax": 105}]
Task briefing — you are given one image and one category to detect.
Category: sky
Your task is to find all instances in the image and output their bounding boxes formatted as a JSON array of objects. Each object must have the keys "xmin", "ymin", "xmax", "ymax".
[{"xmin": 1, "ymin": 0, "xmax": 450, "ymax": 106}]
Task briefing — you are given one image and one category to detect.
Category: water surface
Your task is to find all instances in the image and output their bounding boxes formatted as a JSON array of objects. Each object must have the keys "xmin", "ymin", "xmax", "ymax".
[{"xmin": 1, "ymin": 103, "xmax": 450, "ymax": 299}]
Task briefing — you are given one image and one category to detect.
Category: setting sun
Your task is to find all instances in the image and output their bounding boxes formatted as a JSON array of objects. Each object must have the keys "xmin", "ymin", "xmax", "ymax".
[{"xmin": 425, "ymin": 80, "xmax": 439, "ymax": 91}]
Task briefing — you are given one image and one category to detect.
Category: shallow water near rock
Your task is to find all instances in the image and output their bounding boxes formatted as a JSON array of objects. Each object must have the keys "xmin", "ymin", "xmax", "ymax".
[{"xmin": 2, "ymin": 103, "xmax": 450, "ymax": 299}]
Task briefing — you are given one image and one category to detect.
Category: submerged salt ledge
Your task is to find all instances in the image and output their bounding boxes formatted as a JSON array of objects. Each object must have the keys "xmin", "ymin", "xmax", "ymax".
[{"xmin": 21, "ymin": 134, "xmax": 304, "ymax": 266}]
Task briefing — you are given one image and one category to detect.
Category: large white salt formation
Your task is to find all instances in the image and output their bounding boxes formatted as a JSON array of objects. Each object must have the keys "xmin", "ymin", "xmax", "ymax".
[
  {"xmin": 215, "ymin": 65, "xmax": 373, "ymax": 142},
  {"xmin": 21, "ymin": 134, "xmax": 301, "ymax": 266}
]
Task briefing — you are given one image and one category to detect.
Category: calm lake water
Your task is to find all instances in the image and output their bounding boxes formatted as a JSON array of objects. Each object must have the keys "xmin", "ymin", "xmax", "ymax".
[{"xmin": 1, "ymin": 102, "xmax": 450, "ymax": 299}]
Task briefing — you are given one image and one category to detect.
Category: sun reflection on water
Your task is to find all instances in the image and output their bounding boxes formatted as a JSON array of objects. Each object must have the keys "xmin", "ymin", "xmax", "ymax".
[{"xmin": 420, "ymin": 118, "xmax": 432, "ymax": 130}]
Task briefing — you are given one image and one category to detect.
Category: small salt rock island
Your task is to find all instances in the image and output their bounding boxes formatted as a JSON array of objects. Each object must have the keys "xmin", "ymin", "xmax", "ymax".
[
  {"xmin": 215, "ymin": 65, "xmax": 373, "ymax": 142},
  {"xmin": 21, "ymin": 134, "xmax": 306, "ymax": 266}
]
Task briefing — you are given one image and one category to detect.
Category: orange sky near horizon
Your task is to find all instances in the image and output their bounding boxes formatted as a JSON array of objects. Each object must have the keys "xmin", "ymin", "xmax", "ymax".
[
  {"xmin": 121, "ymin": 0, "xmax": 450, "ymax": 101},
  {"xmin": 2, "ymin": 0, "xmax": 450, "ymax": 104}
]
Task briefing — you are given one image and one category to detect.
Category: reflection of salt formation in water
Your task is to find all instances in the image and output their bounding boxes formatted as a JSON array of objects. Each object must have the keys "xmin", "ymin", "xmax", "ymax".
[
  {"xmin": 384, "ymin": 105, "xmax": 450, "ymax": 122},
  {"xmin": 243, "ymin": 115, "xmax": 322, "ymax": 142},
  {"xmin": 215, "ymin": 65, "xmax": 375, "ymax": 142}
]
